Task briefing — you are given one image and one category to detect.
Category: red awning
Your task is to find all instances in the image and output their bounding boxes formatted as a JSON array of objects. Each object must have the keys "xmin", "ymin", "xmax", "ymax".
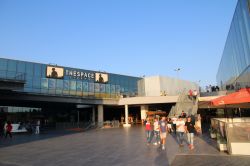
[{"xmin": 211, "ymin": 88, "xmax": 250, "ymax": 106}]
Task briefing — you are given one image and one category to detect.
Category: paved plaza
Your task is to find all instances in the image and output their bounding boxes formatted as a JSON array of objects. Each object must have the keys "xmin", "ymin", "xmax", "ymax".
[{"xmin": 0, "ymin": 126, "xmax": 250, "ymax": 166}]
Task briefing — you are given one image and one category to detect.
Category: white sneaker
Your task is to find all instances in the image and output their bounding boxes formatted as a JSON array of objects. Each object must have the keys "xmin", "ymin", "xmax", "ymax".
[
  {"xmin": 154, "ymin": 142, "xmax": 158, "ymax": 145},
  {"xmin": 162, "ymin": 146, "xmax": 165, "ymax": 150}
]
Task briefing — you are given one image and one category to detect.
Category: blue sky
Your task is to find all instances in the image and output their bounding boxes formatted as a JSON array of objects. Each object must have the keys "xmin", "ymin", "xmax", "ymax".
[{"xmin": 0, "ymin": 0, "xmax": 237, "ymax": 87}]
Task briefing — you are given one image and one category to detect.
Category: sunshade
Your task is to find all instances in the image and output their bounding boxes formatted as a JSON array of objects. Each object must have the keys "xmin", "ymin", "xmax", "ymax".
[{"xmin": 211, "ymin": 88, "xmax": 250, "ymax": 106}]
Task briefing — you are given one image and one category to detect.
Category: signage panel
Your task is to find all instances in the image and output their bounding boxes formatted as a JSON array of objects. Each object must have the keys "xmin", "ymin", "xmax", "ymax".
[
  {"xmin": 95, "ymin": 73, "xmax": 108, "ymax": 83},
  {"xmin": 46, "ymin": 66, "xmax": 64, "ymax": 79}
]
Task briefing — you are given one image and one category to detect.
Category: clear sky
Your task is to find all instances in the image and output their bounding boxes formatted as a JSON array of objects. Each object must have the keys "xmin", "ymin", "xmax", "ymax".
[{"xmin": 0, "ymin": 0, "xmax": 237, "ymax": 87}]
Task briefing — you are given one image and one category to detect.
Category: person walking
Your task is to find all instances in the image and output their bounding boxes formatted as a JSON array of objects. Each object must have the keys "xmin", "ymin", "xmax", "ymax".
[
  {"xmin": 176, "ymin": 116, "xmax": 185, "ymax": 147},
  {"xmin": 185, "ymin": 116, "xmax": 196, "ymax": 150},
  {"xmin": 159, "ymin": 117, "xmax": 168, "ymax": 150},
  {"xmin": 35, "ymin": 120, "xmax": 40, "ymax": 134},
  {"xmin": 5, "ymin": 121, "xmax": 12, "ymax": 138},
  {"xmin": 172, "ymin": 115, "xmax": 177, "ymax": 135},
  {"xmin": 167, "ymin": 118, "xmax": 172, "ymax": 133},
  {"xmin": 153, "ymin": 118, "xmax": 160, "ymax": 145},
  {"xmin": 3, "ymin": 121, "xmax": 7, "ymax": 134},
  {"xmin": 145, "ymin": 118, "xmax": 153, "ymax": 145}
]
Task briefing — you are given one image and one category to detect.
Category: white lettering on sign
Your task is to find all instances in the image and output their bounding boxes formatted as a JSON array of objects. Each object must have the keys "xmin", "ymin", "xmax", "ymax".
[{"xmin": 65, "ymin": 69, "xmax": 95, "ymax": 80}]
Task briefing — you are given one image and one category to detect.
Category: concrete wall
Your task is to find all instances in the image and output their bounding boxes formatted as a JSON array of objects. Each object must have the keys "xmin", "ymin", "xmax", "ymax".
[
  {"xmin": 141, "ymin": 76, "xmax": 199, "ymax": 96},
  {"xmin": 118, "ymin": 96, "xmax": 178, "ymax": 105},
  {"xmin": 144, "ymin": 76, "xmax": 161, "ymax": 96},
  {"xmin": 137, "ymin": 79, "xmax": 145, "ymax": 96}
]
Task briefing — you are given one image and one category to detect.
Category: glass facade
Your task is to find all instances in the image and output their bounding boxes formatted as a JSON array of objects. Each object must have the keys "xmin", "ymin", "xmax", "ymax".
[
  {"xmin": 217, "ymin": 0, "xmax": 250, "ymax": 89},
  {"xmin": 0, "ymin": 58, "xmax": 141, "ymax": 99}
]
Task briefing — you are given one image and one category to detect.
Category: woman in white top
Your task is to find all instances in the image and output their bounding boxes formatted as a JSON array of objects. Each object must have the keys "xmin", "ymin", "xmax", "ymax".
[{"xmin": 176, "ymin": 117, "xmax": 185, "ymax": 147}]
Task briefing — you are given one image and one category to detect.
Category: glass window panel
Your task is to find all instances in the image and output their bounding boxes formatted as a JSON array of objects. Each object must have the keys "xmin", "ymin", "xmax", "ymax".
[
  {"xmin": 17, "ymin": 61, "xmax": 25, "ymax": 73},
  {"xmin": 111, "ymin": 85, "xmax": 116, "ymax": 94},
  {"xmin": 49, "ymin": 89, "xmax": 56, "ymax": 95},
  {"xmin": 69, "ymin": 90, "xmax": 76, "ymax": 96},
  {"xmin": 63, "ymin": 80, "xmax": 69, "ymax": 90},
  {"xmin": 88, "ymin": 83, "xmax": 94, "ymax": 92},
  {"xmin": 121, "ymin": 87, "xmax": 125, "ymax": 93},
  {"xmin": 94, "ymin": 83, "xmax": 100, "ymax": 93},
  {"xmin": 124, "ymin": 87, "xmax": 129, "ymax": 93},
  {"xmin": 34, "ymin": 64, "xmax": 41, "ymax": 76},
  {"xmin": 49, "ymin": 79, "xmax": 56, "ymax": 89},
  {"xmin": 41, "ymin": 78, "xmax": 48, "ymax": 89},
  {"xmin": 56, "ymin": 79, "xmax": 63, "ymax": 90},
  {"xmin": 116, "ymin": 85, "xmax": 120, "ymax": 94},
  {"xmin": 32, "ymin": 88, "xmax": 41, "ymax": 93},
  {"xmin": 76, "ymin": 81, "xmax": 83, "ymax": 91},
  {"xmin": 83, "ymin": 82, "xmax": 88, "ymax": 92},
  {"xmin": 0, "ymin": 70, "xmax": 6, "ymax": 78},
  {"xmin": 33, "ymin": 78, "xmax": 41, "ymax": 89},
  {"xmin": 100, "ymin": 84, "xmax": 105, "ymax": 93},
  {"xmin": 41, "ymin": 65, "xmax": 46, "ymax": 77},
  {"xmin": 70, "ymin": 80, "xmax": 76, "ymax": 91},
  {"xmin": 105, "ymin": 84, "xmax": 110, "ymax": 93},
  {"xmin": 6, "ymin": 71, "xmax": 15, "ymax": 79},
  {"xmin": 25, "ymin": 76, "xmax": 33, "ymax": 88},
  {"xmin": 25, "ymin": 63, "xmax": 33, "ymax": 76},
  {"xmin": 56, "ymin": 90, "xmax": 62, "ymax": 95},
  {"xmin": 0, "ymin": 59, "xmax": 8, "ymax": 70},
  {"xmin": 63, "ymin": 79, "xmax": 69, "ymax": 95},
  {"xmin": 24, "ymin": 87, "xmax": 33, "ymax": 93},
  {"xmin": 7, "ymin": 60, "xmax": 17, "ymax": 72}
]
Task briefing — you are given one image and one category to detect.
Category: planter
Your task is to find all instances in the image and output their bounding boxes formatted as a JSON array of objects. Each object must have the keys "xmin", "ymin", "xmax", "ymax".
[
  {"xmin": 217, "ymin": 142, "xmax": 227, "ymax": 151},
  {"xmin": 210, "ymin": 133, "xmax": 216, "ymax": 139}
]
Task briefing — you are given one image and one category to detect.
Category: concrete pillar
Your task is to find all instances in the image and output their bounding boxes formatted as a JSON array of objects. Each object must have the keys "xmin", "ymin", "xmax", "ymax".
[
  {"xmin": 123, "ymin": 104, "xmax": 131, "ymax": 127},
  {"xmin": 98, "ymin": 105, "xmax": 104, "ymax": 127},
  {"xmin": 141, "ymin": 105, "xmax": 148, "ymax": 124},
  {"xmin": 92, "ymin": 107, "xmax": 95, "ymax": 125}
]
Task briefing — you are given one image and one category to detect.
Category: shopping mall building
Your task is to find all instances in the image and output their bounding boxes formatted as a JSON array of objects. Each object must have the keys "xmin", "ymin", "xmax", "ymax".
[
  {"xmin": 217, "ymin": 0, "xmax": 250, "ymax": 90},
  {"xmin": 199, "ymin": 0, "xmax": 250, "ymax": 120},
  {"xmin": 0, "ymin": 57, "xmax": 198, "ymax": 128}
]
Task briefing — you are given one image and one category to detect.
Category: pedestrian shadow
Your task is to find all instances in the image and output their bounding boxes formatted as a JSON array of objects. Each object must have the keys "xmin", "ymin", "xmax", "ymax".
[
  {"xmin": 170, "ymin": 133, "xmax": 179, "ymax": 144},
  {"xmin": 154, "ymin": 146, "xmax": 170, "ymax": 166},
  {"xmin": 169, "ymin": 133, "xmax": 189, "ymax": 146},
  {"xmin": 198, "ymin": 132, "xmax": 218, "ymax": 150}
]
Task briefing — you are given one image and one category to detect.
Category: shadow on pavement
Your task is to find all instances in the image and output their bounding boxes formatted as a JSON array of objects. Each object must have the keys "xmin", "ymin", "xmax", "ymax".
[
  {"xmin": 198, "ymin": 132, "xmax": 219, "ymax": 150},
  {"xmin": 0, "ymin": 129, "xmax": 85, "ymax": 148},
  {"xmin": 154, "ymin": 146, "xmax": 170, "ymax": 166}
]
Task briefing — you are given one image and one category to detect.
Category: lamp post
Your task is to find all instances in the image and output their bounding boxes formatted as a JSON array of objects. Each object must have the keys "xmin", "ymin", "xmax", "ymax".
[{"xmin": 174, "ymin": 68, "xmax": 181, "ymax": 79}]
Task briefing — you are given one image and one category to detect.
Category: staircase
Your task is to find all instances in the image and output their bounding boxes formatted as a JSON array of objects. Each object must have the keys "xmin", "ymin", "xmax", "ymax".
[{"xmin": 168, "ymin": 91, "xmax": 198, "ymax": 117}]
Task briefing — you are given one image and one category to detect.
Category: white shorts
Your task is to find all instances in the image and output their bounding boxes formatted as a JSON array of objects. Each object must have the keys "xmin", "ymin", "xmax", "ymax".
[
  {"xmin": 167, "ymin": 124, "xmax": 172, "ymax": 128},
  {"xmin": 160, "ymin": 132, "xmax": 167, "ymax": 138}
]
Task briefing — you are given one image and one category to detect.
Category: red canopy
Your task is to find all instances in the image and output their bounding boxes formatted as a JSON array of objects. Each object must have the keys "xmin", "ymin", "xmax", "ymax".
[{"xmin": 211, "ymin": 88, "xmax": 250, "ymax": 106}]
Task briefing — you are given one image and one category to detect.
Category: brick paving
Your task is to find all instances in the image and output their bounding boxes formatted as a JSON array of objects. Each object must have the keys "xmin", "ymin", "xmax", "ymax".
[{"xmin": 0, "ymin": 126, "xmax": 249, "ymax": 166}]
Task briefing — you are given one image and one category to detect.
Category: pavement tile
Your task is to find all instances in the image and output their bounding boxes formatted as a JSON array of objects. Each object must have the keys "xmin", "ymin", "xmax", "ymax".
[{"xmin": 0, "ymin": 126, "xmax": 249, "ymax": 166}]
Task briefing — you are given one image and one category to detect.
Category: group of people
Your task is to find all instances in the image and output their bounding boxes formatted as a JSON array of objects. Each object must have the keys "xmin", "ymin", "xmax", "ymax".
[
  {"xmin": 145, "ymin": 117, "xmax": 168, "ymax": 150},
  {"xmin": 1, "ymin": 120, "xmax": 41, "ymax": 138},
  {"xmin": 144, "ymin": 113, "xmax": 200, "ymax": 150},
  {"xmin": 206, "ymin": 85, "xmax": 220, "ymax": 92}
]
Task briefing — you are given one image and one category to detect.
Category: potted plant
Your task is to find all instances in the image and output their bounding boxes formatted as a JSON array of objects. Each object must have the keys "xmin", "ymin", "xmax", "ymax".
[
  {"xmin": 216, "ymin": 133, "xmax": 227, "ymax": 151},
  {"xmin": 209, "ymin": 127, "xmax": 217, "ymax": 139}
]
